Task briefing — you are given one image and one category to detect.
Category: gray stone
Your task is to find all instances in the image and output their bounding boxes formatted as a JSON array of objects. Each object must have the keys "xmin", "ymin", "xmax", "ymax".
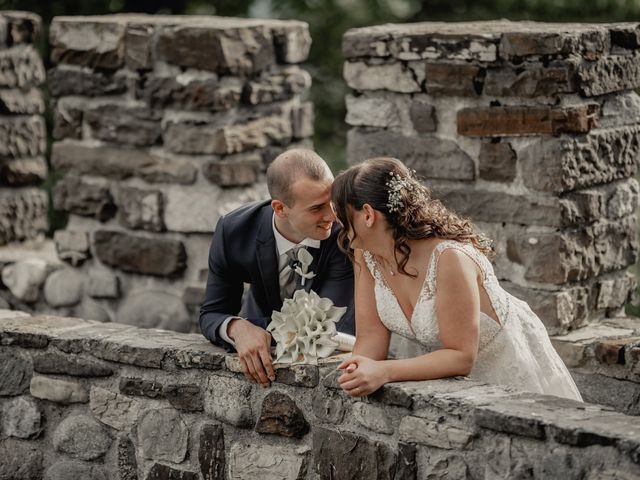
[
  {"xmin": 90, "ymin": 386, "xmax": 142, "ymax": 430},
  {"xmin": 156, "ymin": 24, "xmax": 276, "ymax": 75},
  {"xmin": 116, "ymin": 290, "xmax": 191, "ymax": 332},
  {"xmin": 43, "ymin": 268, "xmax": 84, "ymax": 307},
  {"xmin": 47, "ymin": 65, "xmax": 128, "ymax": 97},
  {"xmin": 93, "ymin": 230, "xmax": 187, "ymax": 277},
  {"xmin": 53, "ymin": 414, "xmax": 112, "ymax": 460},
  {"xmin": 44, "ymin": 460, "xmax": 107, "ymax": 480},
  {"xmin": 205, "ymin": 375, "xmax": 254, "ymax": 427},
  {"xmin": 88, "ymin": 271, "xmax": 120, "ymax": 299},
  {"xmin": 1, "ymin": 395, "xmax": 42, "ymax": 439},
  {"xmin": 425, "ymin": 62, "xmax": 481, "ymax": 96},
  {"xmin": 312, "ymin": 388, "xmax": 345, "ymax": 424},
  {"xmin": 478, "ymin": 142, "xmax": 516, "ymax": 182},
  {"xmin": 499, "ymin": 27, "xmax": 608, "ymax": 59},
  {"xmin": 272, "ymin": 22, "xmax": 311, "ymax": 63},
  {"xmin": 229, "ymin": 443, "xmax": 308, "ymax": 480},
  {"xmin": 119, "ymin": 376, "xmax": 164, "ymax": 398},
  {"xmin": 600, "ymin": 91, "xmax": 640, "ymax": 128},
  {"xmin": 243, "ymin": 66, "xmax": 311, "ymax": 105},
  {"xmin": 344, "ymin": 60, "xmax": 423, "ymax": 93},
  {"xmin": 398, "ymin": 415, "xmax": 473, "ymax": 449},
  {"xmin": 146, "ymin": 464, "xmax": 198, "ymax": 480},
  {"xmin": 202, "ymin": 155, "xmax": 262, "ymax": 187},
  {"xmin": 0, "ymin": 188, "xmax": 48, "ymax": 244},
  {"xmin": 52, "ymin": 98, "xmax": 83, "ymax": 140},
  {"xmin": 125, "ymin": 23, "xmax": 154, "ymax": 70},
  {"xmin": 0, "ymin": 115, "xmax": 45, "ymax": 159},
  {"xmin": 347, "ymin": 128, "xmax": 475, "ymax": 181},
  {"xmin": 0, "ymin": 438, "xmax": 43, "ymax": 480},
  {"xmin": 54, "ymin": 230, "xmax": 90, "ymax": 266},
  {"xmin": 32, "ymin": 349, "xmax": 114, "ymax": 376},
  {"xmin": 138, "ymin": 408, "xmax": 188, "ymax": 463},
  {"xmin": 53, "ymin": 175, "xmax": 116, "ymax": 221},
  {"xmin": 50, "ymin": 17, "xmax": 126, "ymax": 69},
  {"xmin": 572, "ymin": 372, "xmax": 640, "ymax": 416},
  {"xmin": 199, "ymin": 423, "xmax": 225, "ymax": 480},
  {"xmin": 74, "ymin": 298, "xmax": 112, "ymax": 322},
  {"xmin": 226, "ymin": 355, "xmax": 319, "ymax": 387},
  {"xmin": 117, "ymin": 435, "xmax": 139, "ymax": 480},
  {"xmin": 0, "ymin": 87, "xmax": 44, "ymax": 114},
  {"xmin": 0, "ymin": 347, "xmax": 32, "ymax": 395},
  {"xmin": 117, "ymin": 185, "xmax": 164, "ymax": 232},
  {"xmin": 409, "ymin": 99, "xmax": 437, "ymax": 133},
  {"xmin": 0, "ymin": 156, "xmax": 47, "ymax": 186},
  {"xmin": 484, "ymin": 63, "xmax": 576, "ymax": 97},
  {"xmin": 164, "ymin": 383, "xmax": 204, "ymax": 412},
  {"xmin": 182, "ymin": 285, "xmax": 205, "ymax": 306},
  {"xmin": 139, "ymin": 156, "xmax": 198, "ymax": 185},
  {"xmin": 85, "ymin": 104, "xmax": 161, "ymax": 147},
  {"xmin": 312, "ymin": 427, "xmax": 399, "ymax": 479},
  {"xmin": 0, "ymin": 45, "xmax": 46, "ymax": 88},
  {"xmin": 1, "ymin": 259, "xmax": 48, "ymax": 302},
  {"xmin": 345, "ymin": 93, "xmax": 406, "ymax": 130},
  {"xmin": 30, "ymin": 375, "xmax": 88, "ymax": 404},
  {"xmin": 291, "ymin": 102, "xmax": 314, "ymax": 139},
  {"xmin": 174, "ymin": 342, "xmax": 226, "ymax": 370},
  {"xmin": 3, "ymin": 11, "xmax": 41, "ymax": 46},
  {"xmin": 52, "ymin": 141, "xmax": 158, "ymax": 180},
  {"xmin": 578, "ymin": 55, "xmax": 640, "ymax": 96},
  {"xmin": 255, "ymin": 391, "xmax": 309, "ymax": 438},
  {"xmin": 352, "ymin": 401, "xmax": 394, "ymax": 434}
]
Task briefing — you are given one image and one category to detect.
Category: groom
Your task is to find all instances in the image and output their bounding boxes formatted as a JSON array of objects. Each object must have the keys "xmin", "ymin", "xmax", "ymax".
[{"xmin": 199, "ymin": 148, "xmax": 355, "ymax": 386}]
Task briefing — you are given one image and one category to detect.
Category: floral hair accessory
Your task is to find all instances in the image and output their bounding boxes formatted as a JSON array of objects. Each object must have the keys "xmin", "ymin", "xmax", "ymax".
[{"xmin": 385, "ymin": 171, "xmax": 416, "ymax": 213}]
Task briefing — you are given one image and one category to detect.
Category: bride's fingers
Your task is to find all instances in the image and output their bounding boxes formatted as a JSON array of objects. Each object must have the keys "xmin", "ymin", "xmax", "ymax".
[
  {"xmin": 340, "ymin": 378, "xmax": 362, "ymax": 391},
  {"xmin": 337, "ymin": 355, "xmax": 362, "ymax": 370}
]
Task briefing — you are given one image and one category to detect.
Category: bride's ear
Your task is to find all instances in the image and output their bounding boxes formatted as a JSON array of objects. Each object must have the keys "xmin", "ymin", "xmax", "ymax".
[{"xmin": 362, "ymin": 204, "xmax": 375, "ymax": 227}]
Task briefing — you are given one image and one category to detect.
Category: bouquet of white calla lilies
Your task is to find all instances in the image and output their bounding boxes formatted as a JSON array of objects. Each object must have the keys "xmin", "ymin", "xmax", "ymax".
[
  {"xmin": 292, "ymin": 247, "xmax": 316, "ymax": 286},
  {"xmin": 267, "ymin": 289, "xmax": 347, "ymax": 365}
]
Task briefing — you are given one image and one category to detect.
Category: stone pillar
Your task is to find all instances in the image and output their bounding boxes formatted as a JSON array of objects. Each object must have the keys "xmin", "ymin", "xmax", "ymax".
[
  {"xmin": 344, "ymin": 20, "xmax": 640, "ymax": 335},
  {"xmin": 44, "ymin": 14, "xmax": 312, "ymax": 328},
  {"xmin": 0, "ymin": 11, "xmax": 47, "ymax": 245}
]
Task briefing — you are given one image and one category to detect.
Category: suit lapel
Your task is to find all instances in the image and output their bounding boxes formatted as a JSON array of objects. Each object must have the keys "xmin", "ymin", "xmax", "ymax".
[{"xmin": 255, "ymin": 206, "xmax": 281, "ymax": 308}]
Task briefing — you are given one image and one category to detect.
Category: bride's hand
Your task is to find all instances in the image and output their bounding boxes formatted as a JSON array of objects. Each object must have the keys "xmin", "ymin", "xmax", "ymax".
[{"xmin": 337, "ymin": 355, "xmax": 389, "ymax": 397}]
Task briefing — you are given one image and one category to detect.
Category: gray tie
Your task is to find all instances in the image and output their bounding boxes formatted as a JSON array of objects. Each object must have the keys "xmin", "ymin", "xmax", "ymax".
[{"xmin": 279, "ymin": 247, "xmax": 303, "ymax": 301}]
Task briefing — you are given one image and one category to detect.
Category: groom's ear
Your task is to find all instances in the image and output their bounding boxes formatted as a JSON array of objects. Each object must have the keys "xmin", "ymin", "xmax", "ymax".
[{"xmin": 271, "ymin": 199, "xmax": 286, "ymax": 218}]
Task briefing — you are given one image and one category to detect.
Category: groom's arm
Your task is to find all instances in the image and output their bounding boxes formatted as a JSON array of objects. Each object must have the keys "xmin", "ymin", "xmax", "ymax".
[
  {"xmin": 199, "ymin": 217, "xmax": 244, "ymax": 351},
  {"xmin": 315, "ymin": 243, "xmax": 355, "ymax": 335}
]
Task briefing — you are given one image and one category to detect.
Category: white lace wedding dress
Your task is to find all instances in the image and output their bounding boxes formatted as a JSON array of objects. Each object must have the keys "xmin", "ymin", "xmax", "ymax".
[{"xmin": 363, "ymin": 240, "xmax": 583, "ymax": 401}]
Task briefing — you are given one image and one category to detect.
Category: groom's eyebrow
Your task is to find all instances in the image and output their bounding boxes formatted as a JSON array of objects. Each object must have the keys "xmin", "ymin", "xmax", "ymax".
[{"xmin": 307, "ymin": 201, "xmax": 328, "ymax": 211}]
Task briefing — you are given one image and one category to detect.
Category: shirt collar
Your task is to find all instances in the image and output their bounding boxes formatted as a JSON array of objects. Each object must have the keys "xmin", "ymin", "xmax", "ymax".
[{"xmin": 272, "ymin": 212, "xmax": 320, "ymax": 256}]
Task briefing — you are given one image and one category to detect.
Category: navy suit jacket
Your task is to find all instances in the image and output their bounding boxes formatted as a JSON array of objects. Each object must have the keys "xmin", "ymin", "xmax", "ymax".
[{"xmin": 199, "ymin": 200, "xmax": 355, "ymax": 351}]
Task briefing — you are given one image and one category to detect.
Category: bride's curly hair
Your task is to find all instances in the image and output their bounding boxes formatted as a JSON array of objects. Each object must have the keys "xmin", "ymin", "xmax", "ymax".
[{"xmin": 332, "ymin": 157, "xmax": 493, "ymax": 277}]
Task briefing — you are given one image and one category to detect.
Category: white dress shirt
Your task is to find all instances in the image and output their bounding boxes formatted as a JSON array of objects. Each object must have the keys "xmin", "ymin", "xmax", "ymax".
[{"xmin": 219, "ymin": 213, "xmax": 320, "ymax": 346}]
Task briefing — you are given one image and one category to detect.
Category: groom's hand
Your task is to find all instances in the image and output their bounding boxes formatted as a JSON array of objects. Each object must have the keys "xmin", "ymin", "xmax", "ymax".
[{"xmin": 228, "ymin": 318, "xmax": 275, "ymax": 387}]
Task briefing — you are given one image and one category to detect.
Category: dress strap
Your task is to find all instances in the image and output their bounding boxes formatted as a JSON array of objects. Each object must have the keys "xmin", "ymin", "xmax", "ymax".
[{"xmin": 424, "ymin": 240, "xmax": 489, "ymax": 297}]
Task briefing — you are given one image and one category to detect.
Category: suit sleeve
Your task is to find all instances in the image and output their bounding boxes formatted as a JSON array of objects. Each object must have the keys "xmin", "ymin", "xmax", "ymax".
[
  {"xmin": 314, "ymin": 242, "xmax": 356, "ymax": 335},
  {"xmin": 199, "ymin": 216, "xmax": 244, "ymax": 350}
]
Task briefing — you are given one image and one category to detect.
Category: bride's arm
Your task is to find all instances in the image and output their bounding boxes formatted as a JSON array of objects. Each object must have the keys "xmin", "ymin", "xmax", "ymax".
[
  {"xmin": 339, "ymin": 248, "xmax": 480, "ymax": 395},
  {"xmin": 351, "ymin": 249, "xmax": 390, "ymax": 360}
]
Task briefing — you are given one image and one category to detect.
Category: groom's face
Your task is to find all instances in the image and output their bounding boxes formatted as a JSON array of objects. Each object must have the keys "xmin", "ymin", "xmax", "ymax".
[{"xmin": 283, "ymin": 176, "xmax": 336, "ymax": 241}]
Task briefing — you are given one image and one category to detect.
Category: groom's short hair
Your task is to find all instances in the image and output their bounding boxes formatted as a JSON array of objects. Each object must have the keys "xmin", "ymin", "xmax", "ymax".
[{"xmin": 267, "ymin": 149, "xmax": 333, "ymax": 206}]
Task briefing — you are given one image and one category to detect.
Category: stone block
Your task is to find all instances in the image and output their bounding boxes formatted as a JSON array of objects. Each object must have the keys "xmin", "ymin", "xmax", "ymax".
[
  {"xmin": 229, "ymin": 443, "xmax": 308, "ymax": 480},
  {"xmin": 600, "ymin": 91, "xmax": 640, "ymax": 129},
  {"xmin": 87, "ymin": 271, "xmax": 119, "ymax": 298},
  {"xmin": 182, "ymin": 285, "xmax": 205, "ymax": 306},
  {"xmin": 226, "ymin": 355, "xmax": 320, "ymax": 387},
  {"xmin": 0, "ymin": 45, "xmax": 45, "ymax": 88},
  {"xmin": 30, "ymin": 375, "xmax": 88, "ymax": 404},
  {"xmin": 0, "ymin": 314, "xmax": 87, "ymax": 349},
  {"xmin": 519, "ymin": 125, "xmax": 640, "ymax": 193},
  {"xmin": 484, "ymin": 62, "xmax": 576, "ymax": 97},
  {"xmin": 2, "ymin": 11, "xmax": 41, "ymax": 45},
  {"xmin": 0, "ymin": 439, "xmax": 43, "ymax": 480},
  {"xmin": 74, "ymin": 298, "xmax": 111, "ymax": 323},
  {"xmin": 139, "ymin": 155, "xmax": 198, "ymax": 185},
  {"xmin": 173, "ymin": 342, "xmax": 226, "ymax": 370},
  {"xmin": 156, "ymin": 24, "xmax": 276, "ymax": 75},
  {"xmin": 139, "ymin": 73, "xmax": 242, "ymax": 112},
  {"xmin": 90, "ymin": 386, "xmax": 142, "ymax": 430},
  {"xmin": 43, "ymin": 268, "xmax": 84, "ymax": 307},
  {"xmin": 116, "ymin": 290, "xmax": 191, "ymax": 332},
  {"xmin": 117, "ymin": 185, "xmax": 164, "ymax": 232},
  {"xmin": 138, "ymin": 408, "xmax": 188, "ymax": 463},
  {"xmin": 425, "ymin": 62, "xmax": 481, "ymax": 96},
  {"xmin": 93, "ymin": 230, "xmax": 186, "ymax": 277},
  {"xmin": 255, "ymin": 391, "xmax": 309, "ymax": 438},
  {"xmin": 44, "ymin": 461, "xmax": 107, "ymax": 480},
  {"xmin": 499, "ymin": 27, "xmax": 609, "ymax": 59},
  {"xmin": 398, "ymin": 416, "xmax": 473, "ymax": 449},
  {"xmin": 146, "ymin": 464, "xmax": 198, "ymax": 480},
  {"xmin": 164, "ymin": 383, "xmax": 204, "ymax": 412},
  {"xmin": 571, "ymin": 372, "xmax": 640, "ymax": 416},
  {"xmin": 594, "ymin": 337, "xmax": 640, "ymax": 366},
  {"xmin": 32, "ymin": 349, "xmax": 113, "ymax": 376},
  {"xmin": 347, "ymin": 128, "xmax": 475, "ymax": 181},
  {"xmin": 119, "ymin": 376, "xmax": 164, "ymax": 398},
  {"xmin": 409, "ymin": 99, "xmax": 437, "ymax": 133},
  {"xmin": 595, "ymin": 272, "xmax": 636, "ymax": 310},
  {"xmin": 478, "ymin": 142, "xmax": 516, "ymax": 182},
  {"xmin": 52, "ymin": 98, "xmax": 83, "ymax": 140},
  {"xmin": 0, "ymin": 87, "xmax": 44, "ymax": 114},
  {"xmin": 271, "ymin": 21, "xmax": 311, "ymax": 63},
  {"xmin": 0, "ymin": 188, "xmax": 48, "ymax": 244},
  {"xmin": 117, "ymin": 436, "xmax": 138, "ymax": 480},
  {"xmin": 85, "ymin": 103, "xmax": 162, "ymax": 147},
  {"xmin": 47, "ymin": 65, "xmax": 128, "ymax": 97},
  {"xmin": 292, "ymin": 101, "xmax": 314, "ymax": 139},
  {"xmin": 50, "ymin": 17, "xmax": 126, "ymax": 69},
  {"xmin": 346, "ymin": 92, "xmax": 436, "ymax": 133},
  {"xmin": 457, "ymin": 105, "xmax": 598, "ymax": 137},
  {"xmin": 205, "ymin": 375, "xmax": 254, "ymax": 427},
  {"xmin": 1, "ymin": 258, "xmax": 48, "ymax": 302},
  {"xmin": 352, "ymin": 401, "xmax": 394, "ymax": 434},
  {"xmin": 0, "ymin": 115, "xmax": 45, "ymax": 158},
  {"xmin": 344, "ymin": 60, "xmax": 423, "ymax": 93},
  {"xmin": 202, "ymin": 154, "xmax": 262, "ymax": 187},
  {"xmin": 163, "ymin": 112, "xmax": 292, "ymax": 155},
  {"xmin": 53, "ymin": 174, "xmax": 116, "ymax": 221},
  {"xmin": 312, "ymin": 388, "xmax": 345, "ymax": 424},
  {"xmin": 53, "ymin": 414, "xmax": 112, "ymax": 460},
  {"xmin": 243, "ymin": 66, "xmax": 310, "ymax": 105},
  {"xmin": 1, "ymin": 395, "xmax": 42, "ymax": 439},
  {"xmin": 578, "ymin": 55, "xmax": 640, "ymax": 96},
  {"xmin": 0, "ymin": 157, "xmax": 47, "ymax": 186},
  {"xmin": 199, "ymin": 423, "xmax": 225, "ymax": 480},
  {"xmin": 125, "ymin": 23, "xmax": 154, "ymax": 70}
]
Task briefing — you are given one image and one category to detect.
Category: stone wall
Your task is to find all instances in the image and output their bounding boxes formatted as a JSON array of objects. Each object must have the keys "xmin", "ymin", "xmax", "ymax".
[
  {"xmin": 1, "ymin": 311, "xmax": 639, "ymax": 479},
  {"xmin": 0, "ymin": 14, "xmax": 313, "ymax": 328},
  {"xmin": 343, "ymin": 20, "xmax": 640, "ymax": 336},
  {"xmin": 0, "ymin": 11, "xmax": 47, "ymax": 246}
]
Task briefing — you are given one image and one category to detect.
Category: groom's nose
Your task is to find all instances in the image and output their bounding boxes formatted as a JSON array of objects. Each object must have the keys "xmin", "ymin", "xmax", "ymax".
[{"xmin": 323, "ymin": 205, "xmax": 336, "ymax": 222}]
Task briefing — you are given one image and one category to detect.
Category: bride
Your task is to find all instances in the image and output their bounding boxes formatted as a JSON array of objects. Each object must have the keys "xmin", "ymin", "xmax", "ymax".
[{"xmin": 332, "ymin": 157, "xmax": 582, "ymax": 401}]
